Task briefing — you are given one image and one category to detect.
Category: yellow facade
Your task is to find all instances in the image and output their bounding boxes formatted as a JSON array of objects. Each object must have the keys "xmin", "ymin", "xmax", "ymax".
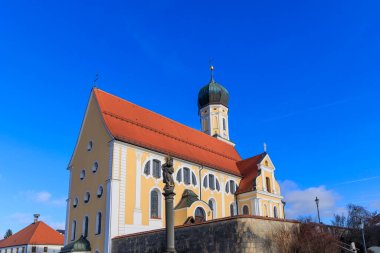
[{"xmin": 65, "ymin": 90, "xmax": 285, "ymax": 253}]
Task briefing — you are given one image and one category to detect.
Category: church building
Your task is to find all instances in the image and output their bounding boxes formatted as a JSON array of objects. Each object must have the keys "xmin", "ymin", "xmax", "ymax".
[{"xmin": 64, "ymin": 68, "xmax": 285, "ymax": 253}]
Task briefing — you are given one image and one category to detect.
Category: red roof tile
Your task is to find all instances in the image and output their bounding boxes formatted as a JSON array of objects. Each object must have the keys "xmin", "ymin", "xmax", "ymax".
[
  {"xmin": 94, "ymin": 88, "xmax": 242, "ymax": 176},
  {"xmin": 0, "ymin": 222, "xmax": 64, "ymax": 248},
  {"xmin": 235, "ymin": 153, "xmax": 267, "ymax": 194}
]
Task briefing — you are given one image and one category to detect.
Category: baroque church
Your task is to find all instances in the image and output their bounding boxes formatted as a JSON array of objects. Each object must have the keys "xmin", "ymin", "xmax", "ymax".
[{"xmin": 64, "ymin": 68, "xmax": 285, "ymax": 253}]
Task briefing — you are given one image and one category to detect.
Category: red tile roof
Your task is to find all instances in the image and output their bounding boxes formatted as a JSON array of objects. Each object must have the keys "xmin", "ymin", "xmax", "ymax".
[
  {"xmin": 94, "ymin": 88, "xmax": 242, "ymax": 176},
  {"xmin": 0, "ymin": 221, "xmax": 64, "ymax": 248},
  {"xmin": 235, "ymin": 153, "xmax": 267, "ymax": 194}
]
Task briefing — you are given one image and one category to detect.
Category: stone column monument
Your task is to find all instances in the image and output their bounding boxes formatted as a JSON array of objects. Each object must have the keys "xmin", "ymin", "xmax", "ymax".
[{"xmin": 162, "ymin": 156, "xmax": 176, "ymax": 253}]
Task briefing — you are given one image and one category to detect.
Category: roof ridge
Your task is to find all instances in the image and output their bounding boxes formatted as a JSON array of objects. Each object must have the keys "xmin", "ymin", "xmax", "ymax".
[
  {"xmin": 104, "ymin": 111, "xmax": 239, "ymax": 161},
  {"xmin": 94, "ymin": 88, "xmax": 237, "ymax": 151}
]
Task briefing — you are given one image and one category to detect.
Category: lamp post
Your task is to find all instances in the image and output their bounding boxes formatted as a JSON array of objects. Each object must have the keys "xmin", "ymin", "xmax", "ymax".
[
  {"xmin": 315, "ymin": 197, "xmax": 321, "ymax": 223},
  {"xmin": 360, "ymin": 220, "xmax": 367, "ymax": 253}
]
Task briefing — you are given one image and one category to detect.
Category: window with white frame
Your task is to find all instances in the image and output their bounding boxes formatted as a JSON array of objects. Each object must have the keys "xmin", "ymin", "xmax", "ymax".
[
  {"xmin": 150, "ymin": 189, "xmax": 161, "ymax": 219},
  {"xmin": 208, "ymin": 198, "xmax": 217, "ymax": 218},
  {"xmin": 82, "ymin": 216, "xmax": 89, "ymax": 237},
  {"xmin": 95, "ymin": 212, "xmax": 102, "ymax": 235},
  {"xmin": 143, "ymin": 159, "xmax": 162, "ymax": 179},
  {"xmin": 225, "ymin": 180, "xmax": 237, "ymax": 194},
  {"xmin": 203, "ymin": 174, "xmax": 220, "ymax": 191},
  {"xmin": 176, "ymin": 167, "xmax": 197, "ymax": 186},
  {"xmin": 71, "ymin": 220, "xmax": 76, "ymax": 241}
]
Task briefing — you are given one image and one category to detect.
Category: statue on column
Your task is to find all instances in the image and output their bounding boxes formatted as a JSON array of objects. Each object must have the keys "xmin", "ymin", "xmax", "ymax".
[
  {"xmin": 162, "ymin": 155, "xmax": 176, "ymax": 253},
  {"xmin": 162, "ymin": 156, "xmax": 175, "ymax": 192}
]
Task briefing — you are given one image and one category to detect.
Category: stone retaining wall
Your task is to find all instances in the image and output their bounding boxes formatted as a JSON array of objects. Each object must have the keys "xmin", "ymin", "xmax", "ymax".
[{"xmin": 112, "ymin": 215, "xmax": 299, "ymax": 253}]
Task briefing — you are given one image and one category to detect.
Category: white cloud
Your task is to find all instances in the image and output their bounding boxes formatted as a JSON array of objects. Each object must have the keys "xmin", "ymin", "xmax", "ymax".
[
  {"xmin": 280, "ymin": 180, "xmax": 343, "ymax": 221},
  {"xmin": 20, "ymin": 190, "xmax": 65, "ymax": 207},
  {"xmin": 8, "ymin": 212, "xmax": 33, "ymax": 225}
]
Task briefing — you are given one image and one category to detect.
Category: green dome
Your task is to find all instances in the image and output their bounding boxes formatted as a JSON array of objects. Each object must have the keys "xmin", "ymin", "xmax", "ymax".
[{"xmin": 198, "ymin": 78, "xmax": 229, "ymax": 110}]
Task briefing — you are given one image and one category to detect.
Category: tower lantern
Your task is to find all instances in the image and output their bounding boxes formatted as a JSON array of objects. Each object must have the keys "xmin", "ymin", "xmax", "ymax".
[{"xmin": 198, "ymin": 66, "xmax": 231, "ymax": 142}]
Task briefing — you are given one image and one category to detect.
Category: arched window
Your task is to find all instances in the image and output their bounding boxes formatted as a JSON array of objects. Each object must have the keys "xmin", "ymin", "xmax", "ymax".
[
  {"xmin": 208, "ymin": 198, "xmax": 217, "ymax": 218},
  {"xmin": 226, "ymin": 180, "xmax": 237, "ymax": 194},
  {"xmin": 266, "ymin": 177, "xmax": 271, "ymax": 193},
  {"xmin": 71, "ymin": 220, "xmax": 76, "ymax": 241},
  {"xmin": 87, "ymin": 140, "xmax": 93, "ymax": 151},
  {"xmin": 150, "ymin": 189, "xmax": 161, "ymax": 219},
  {"xmin": 265, "ymin": 160, "xmax": 269, "ymax": 167},
  {"xmin": 183, "ymin": 167, "xmax": 190, "ymax": 185},
  {"xmin": 176, "ymin": 168, "xmax": 197, "ymax": 186},
  {"xmin": 263, "ymin": 204, "xmax": 268, "ymax": 217},
  {"xmin": 82, "ymin": 216, "xmax": 88, "ymax": 238},
  {"xmin": 95, "ymin": 212, "xmax": 102, "ymax": 235},
  {"xmin": 73, "ymin": 197, "xmax": 78, "ymax": 208},
  {"xmin": 80, "ymin": 170, "xmax": 86, "ymax": 180},
  {"xmin": 176, "ymin": 169, "xmax": 182, "ymax": 182},
  {"xmin": 274, "ymin": 206, "xmax": 278, "ymax": 218},
  {"xmin": 194, "ymin": 207, "xmax": 206, "ymax": 223},
  {"xmin": 92, "ymin": 161, "xmax": 99, "ymax": 173},
  {"xmin": 230, "ymin": 203, "xmax": 235, "ymax": 216},
  {"xmin": 152, "ymin": 159, "xmax": 161, "ymax": 178},
  {"xmin": 191, "ymin": 173, "xmax": 197, "ymax": 186},
  {"xmin": 84, "ymin": 192, "xmax": 90, "ymax": 203},
  {"xmin": 243, "ymin": 205, "xmax": 249, "ymax": 215},
  {"xmin": 203, "ymin": 174, "xmax": 220, "ymax": 191},
  {"xmin": 144, "ymin": 161, "xmax": 151, "ymax": 175},
  {"xmin": 97, "ymin": 186, "xmax": 103, "ymax": 198}
]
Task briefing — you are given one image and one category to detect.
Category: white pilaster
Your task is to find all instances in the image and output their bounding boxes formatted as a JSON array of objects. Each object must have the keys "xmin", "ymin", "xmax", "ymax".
[
  {"xmin": 269, "ymin": 201, "xmax": 273, "ymax": 217},
  {"xmin": 104, "ymin": 141, "xmax": 121, "ymax": 253},
  {"xmin": 133, "ymin": 150, "xmax": 142, "ymax": 225},
  {"xmin": 271, "ymin": 172, "xmax": 276, "ymax": 194},
  {"xmin": 118, "ymin": 146, "xmax": 127, "ymax": 234},
  {"xmin": 221, "ymin": 178, "xmax": 225, "ymax": 217},
  {"xmin": 258, "ymin": 199, "xmax": 262, "ymax": 216}
]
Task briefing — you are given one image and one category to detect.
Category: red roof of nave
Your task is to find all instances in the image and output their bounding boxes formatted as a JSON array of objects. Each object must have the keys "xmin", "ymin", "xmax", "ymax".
[
  {"xmin": 0, "ymin": 221, "xmax": 64, "ymax": 248},
  {"xmin": 94, "ymin": 88, "xmax": 243, "ymax": 176}
]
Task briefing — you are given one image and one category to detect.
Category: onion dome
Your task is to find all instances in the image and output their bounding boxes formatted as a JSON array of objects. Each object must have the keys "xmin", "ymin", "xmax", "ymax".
[{"xmin": 198, "ymin": 66, "xmax": 229, "ymax": 110}]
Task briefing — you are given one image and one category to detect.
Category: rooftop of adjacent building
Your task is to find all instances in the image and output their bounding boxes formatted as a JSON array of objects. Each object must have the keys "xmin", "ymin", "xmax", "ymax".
[{"xmin": 0, "ymin": 216, "xmax": 64, "ymax": 248}]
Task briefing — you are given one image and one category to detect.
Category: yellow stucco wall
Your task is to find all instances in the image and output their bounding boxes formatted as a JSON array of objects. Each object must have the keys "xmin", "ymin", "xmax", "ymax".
[{"xmin": 68, "ymin": 94, "xmax": 113, "ymax": 252}]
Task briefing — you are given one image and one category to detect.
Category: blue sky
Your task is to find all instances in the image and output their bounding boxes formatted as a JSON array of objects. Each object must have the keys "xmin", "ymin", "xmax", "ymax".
[{"xmin": 0, "ymin": 0, "xmax": 380, "ymax": 233}]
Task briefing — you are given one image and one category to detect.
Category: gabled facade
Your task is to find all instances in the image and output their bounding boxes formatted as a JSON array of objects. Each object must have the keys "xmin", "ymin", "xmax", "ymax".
[
  {"xmin": 0, "ymin": 220, "xmax": 64, "ymax": 253},
  {"xmin": 64, "ymin": 71, "xmax": 284, "ymax": 253}
]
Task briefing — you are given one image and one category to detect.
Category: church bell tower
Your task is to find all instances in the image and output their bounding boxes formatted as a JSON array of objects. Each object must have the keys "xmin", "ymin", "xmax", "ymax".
[{"xmin": 198, "ymin": 66, "xmax": 231, "ymax": 143}]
